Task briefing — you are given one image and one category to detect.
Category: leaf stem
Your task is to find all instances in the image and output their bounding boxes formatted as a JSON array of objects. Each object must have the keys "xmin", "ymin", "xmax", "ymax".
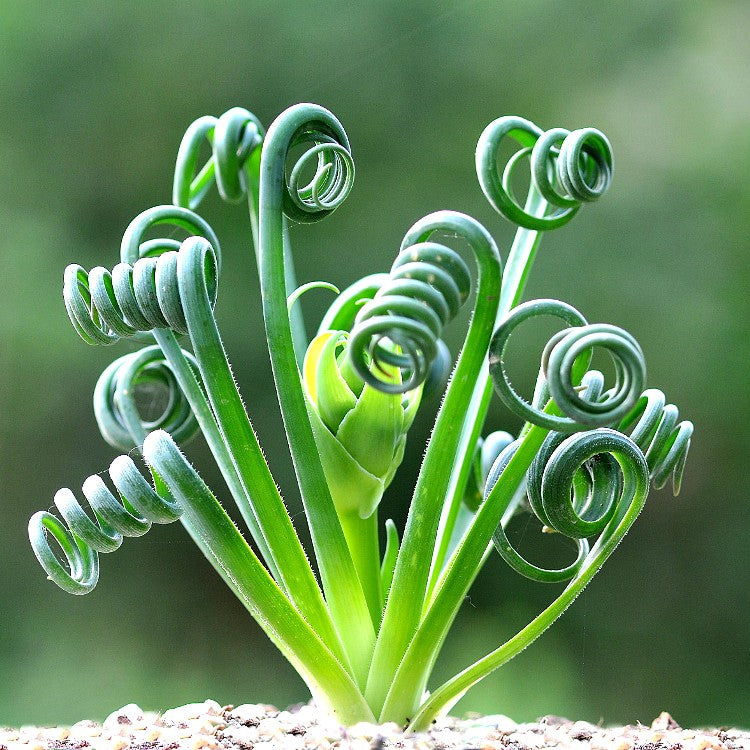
[
  {"xmin": 174, "ymin": 239, "xmax": 349, "ymax": 668},
  {"xmin": 364, "ymin": 212, "xmax": 501, "ymax": 716},
  {"xmin": 379, "ymin": 418, "xmax": 549, "ymax": 722},
  {"xmin": 338, "ymin": 511, "xmax": 383, "ymax": 629},
  {"xmin": 242, "ymin": 148, "xmax": 307, "ymax": 362},
  {"xmin": 259, "ymin": 104, "xmax": 375, "ymax": 686},
  {"xmin": 425, "ymin": 186, "xmax": 547, "ymax": 598},
  {"xmin": 152, "ymin": 328, "xmax": 279, "ymax": 578},
  {"xmin": 407, "ymin": 431, "xmax": 649, "ymax": 730},
  {"xmin": 143, "ymin": 431, "xmax": 374, "ymax": 725}
]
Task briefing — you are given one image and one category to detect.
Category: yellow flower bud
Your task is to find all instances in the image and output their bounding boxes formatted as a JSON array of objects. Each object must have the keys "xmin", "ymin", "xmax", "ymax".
[{"xmin": 303, "ymin": 330, "xmax": 421, "ymax": 519}]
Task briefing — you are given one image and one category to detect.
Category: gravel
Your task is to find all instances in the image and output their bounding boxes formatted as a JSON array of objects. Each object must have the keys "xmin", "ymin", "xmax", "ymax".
[{"xmin": 1, "ymin": 701, "xmax": 748, "ymax": 750}]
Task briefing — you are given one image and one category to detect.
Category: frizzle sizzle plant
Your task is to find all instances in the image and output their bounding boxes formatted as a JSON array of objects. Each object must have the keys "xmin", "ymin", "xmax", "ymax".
[{"xmin": 28, "ymin": 104, "xmax": 693, "ymax": 729}]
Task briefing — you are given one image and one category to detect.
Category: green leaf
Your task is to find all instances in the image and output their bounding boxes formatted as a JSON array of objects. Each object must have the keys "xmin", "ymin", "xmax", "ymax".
[
  {"xmin": 382, "ymin": 434, "xmax": 407, "ymax": 489},
  {"xmin": 380, "ymin": 519, "xmax": 399, "ymax": 606},
  {"xmin": 306, "ymin": 396, "xmax": 386, "ymax": 519},
  {"xmin": 305, "ymin": 331, "xmax": 357, "ymax": 432},
  {"xmin": 336, "ymin": 383, "xmax": 402, "ymax": 479}
]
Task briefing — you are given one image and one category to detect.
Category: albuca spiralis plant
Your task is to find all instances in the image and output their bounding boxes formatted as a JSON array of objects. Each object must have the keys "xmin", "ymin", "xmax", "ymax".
[{"xmin": 28, "ymin": 103, "xmax": 693, "ymax": 730}]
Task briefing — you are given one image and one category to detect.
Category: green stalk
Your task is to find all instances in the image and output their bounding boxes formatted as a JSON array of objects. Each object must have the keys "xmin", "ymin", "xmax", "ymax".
[
  {"xmin": 425, "ymin": 187, "xmax": 547, "ymax": 599},
  {"xmin": 364, "ymin": 213, "xmax": 501, "ymax": 716},
  {"xmin": 259, "ymin": 104, "xmax": 375, "ymax": 686},
  {"xmin": 406, "ymin": 431, "xmax": 649, "ymax": 731},
  {"xmin": 242, "ymin": 152, "xmax": 307, "ymax": 363},
  {"xmin": 143, "ymin": 430, "xmax": 374, "ymax": 725},
  {"xmin": 338, "ymin": 511, "xmax": 383, "ymax": 628},
  {"xmin": 174, "ymin": 238, "xmax": 349, "ymax": 668},
  {"xmin": 151, "ymin": 328, "xmax": 279, "ymax": 581},
  {"xmin": 379, "ymin": 421, "xmax": 549, "ymax": 722}
]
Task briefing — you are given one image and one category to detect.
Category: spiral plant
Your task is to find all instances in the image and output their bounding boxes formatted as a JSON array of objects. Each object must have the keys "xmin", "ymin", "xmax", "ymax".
[{"xmin": 29, "ymin": 104, "xmax": 693, "ymax": 729}]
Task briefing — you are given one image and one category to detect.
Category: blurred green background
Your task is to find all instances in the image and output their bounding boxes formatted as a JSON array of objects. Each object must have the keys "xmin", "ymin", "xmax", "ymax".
[{"xmin": 1, "ymin": 0, "xmax": 748, "ymax": 730}]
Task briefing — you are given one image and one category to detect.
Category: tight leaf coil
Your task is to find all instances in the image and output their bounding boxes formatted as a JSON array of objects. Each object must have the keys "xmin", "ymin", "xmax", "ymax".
[
  {"xmin": 262, "ymin": 104, "xmax": 355, "ymax": 225},
  {"xmin": 173, "ymin": 107, "xmax": 265, "ymax": 209},
  {"xmin": 489, "ymin": 298, "xmax": 646, "ymax": 432},
  {"xmin": 348, "ymin": 241, "xmax": 470, "ymax": 394},
  {"xmin": 94, "ymin": 345, "xmax": 201, "ymax": 451},
  {"xmin": 617, "ymin": 389, "xmax": 693, "ymax": 494},
  {"xmin": 28, "ymin": 457, "xmax": 181, "ymax": 595},
  {"xmin": 64, "ymin": 229, "xmax": 220, "ymax": 346},
  {"xmin": 485, "ymin": 425, "xmax": 649, "ymax": 584},
  {"xmin": 476, "ymin": 116, "xmax": 613, "ymax": 230},
  {"xmin": 347, "ymin": 210, "xmax": 498, "ymax": 395}
]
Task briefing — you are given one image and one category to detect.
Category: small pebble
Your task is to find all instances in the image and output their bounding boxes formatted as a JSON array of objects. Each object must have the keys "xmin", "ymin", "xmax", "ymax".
[
  {"xmin": 686, "ymin": 739, "xmax": 727, "ymax": 750},
  {"xmin": 102, "ymin": 704, "xmax": 146, "ymax": 733},
  {"xmin": 162, "ymin": 700, "xmax": 224, "ymax": 725},
  {"xmin": 221, "ymin": 722, "xmax": 260, "ymax": 746},
  {"xmin": 227, "ymin": 703, "xmax": 274, "ymax": 726},
  {"xmin": 651, "ymin": 712, "xmax": 682, "ymax": 731},
  {"xmin": 190, "ymin": 736, "xmax": 222, "ymax": 749},
  {"xmin": 71, "ymin": 719, "xmax": 103, "ymax": 739}
]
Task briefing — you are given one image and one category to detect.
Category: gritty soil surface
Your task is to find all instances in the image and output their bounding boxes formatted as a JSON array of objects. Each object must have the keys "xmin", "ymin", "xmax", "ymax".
[{"xmin": 1, "ymin": 701, "xmax": 748, "ymax": 750}]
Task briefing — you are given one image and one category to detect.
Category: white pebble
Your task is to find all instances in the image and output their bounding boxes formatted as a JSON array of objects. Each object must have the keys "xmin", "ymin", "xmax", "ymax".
[
  {"xmin": 228, "ymin": 703, "xmax": 277, "ymax": 725},
  {"xmin": 70, "ymin": 718, "xmax": 102, "ymax": 738},
  {"xmin": 222, "ymin": 722, "xmax": 260, "ymax": 746},
  {"xmin": 161, "ymin": 699, "xmax": 223, "ymax": 725},
  {"xmin": 103, "ymin": 703, "xmax": 146, "ymax": 732}
]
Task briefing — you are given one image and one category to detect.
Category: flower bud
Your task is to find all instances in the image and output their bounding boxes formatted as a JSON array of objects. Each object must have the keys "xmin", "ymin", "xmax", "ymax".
[{"xmin": 303, "ymin": 330, "xmax": 421, "ymax": 519}]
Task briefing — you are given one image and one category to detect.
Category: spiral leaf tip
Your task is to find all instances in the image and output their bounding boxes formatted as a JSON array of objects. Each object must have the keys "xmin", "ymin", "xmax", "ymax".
[
  {"xmin": 173, "ymin": 107, "xmax": 264, "ymax": 209},
  {"xmin": 262, "ymin": 103, "xmax": 354, "ymax": 225},
  {"xmin": 346, "ymin": 210, "xmax": 501, "ymax": 397},
  {"xmin": 64, "ymin": 232, "xmax": 220, "ymax": 346},
  {"xmin": 476, "ymin": 116, "xmax": 613, "ymax": 230},
  {"xmin": 94, "ymin": 345, "xmax": 200, "ymax": 451},
  {"xmin": 489, "ymin": 299, "xmax": 645, "ymax": 433},
  {"xmin": 28, "ymin": 454, "xmax": 181, "ymax": 595},
  {"xmin": 347, "ymin": 240, "xmax": 470, "ymax": 394},
  {"xmin": 618, "ymin": 390, "xmax": 693, "ymax": 495}
]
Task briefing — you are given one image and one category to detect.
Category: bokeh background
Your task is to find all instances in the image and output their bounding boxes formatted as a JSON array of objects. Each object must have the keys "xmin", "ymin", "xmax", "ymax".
[{"xmin": 1, "ymin": 0, "xmax": 748, "ymax": 730}]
